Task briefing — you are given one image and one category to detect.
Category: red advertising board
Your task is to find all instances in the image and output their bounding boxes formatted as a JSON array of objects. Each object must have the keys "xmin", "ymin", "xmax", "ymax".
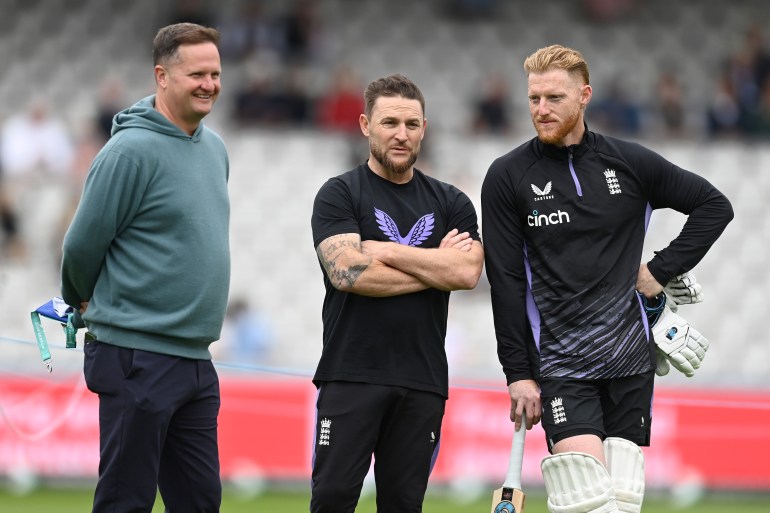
[{"xmin": 1, "ymin": 374, "xmax": 768, "ymax": 490}]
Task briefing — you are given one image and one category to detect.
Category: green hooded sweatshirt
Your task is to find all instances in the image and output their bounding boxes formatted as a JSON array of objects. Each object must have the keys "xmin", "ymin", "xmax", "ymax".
[{"xmin": 61, "ymin": 95, "xmax": 230, "ymax": 359}]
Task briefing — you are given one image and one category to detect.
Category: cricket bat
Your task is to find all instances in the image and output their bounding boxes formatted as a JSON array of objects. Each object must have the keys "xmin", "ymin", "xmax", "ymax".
[{"xmin": 490, "ymin": 415, "xmax": 527, "ymax": 513}]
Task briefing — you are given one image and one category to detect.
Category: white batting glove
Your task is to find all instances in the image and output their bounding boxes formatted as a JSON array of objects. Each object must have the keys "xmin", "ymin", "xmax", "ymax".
[
  {"xmin": 654, "ymin": 350, "xmax": 671, "ymax": 376},
  {"xmin": 652, "ymin": 304, "xmax": 709, "ymax": 377},
  {"xmin": 664, "ymin": 272, "xmax": 703, "ymax": 313}
]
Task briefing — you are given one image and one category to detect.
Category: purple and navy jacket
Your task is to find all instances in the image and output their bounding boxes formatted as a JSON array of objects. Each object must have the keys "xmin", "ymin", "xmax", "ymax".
[{"xmin": 481, "ymin": 127, "xmax": 733, "ymax": 383}]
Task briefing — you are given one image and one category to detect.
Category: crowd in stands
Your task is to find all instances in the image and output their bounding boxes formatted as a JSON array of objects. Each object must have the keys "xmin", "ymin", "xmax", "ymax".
[
  {"xmin": 212, "ymin": 0, "xmax": 327, "ymax": 128},
  {"xmin": 0, "ymin": 97, "xmax": 77, "ymax": 263},
  {"xmin": 215, "ymin": 4, "xmax": 770, "ymax": 141},
  {"xmin": 2, "ymin": 1, "xmax": 770, "ymax": 267},
  {"xmin": 707, "ymin": 23, "xmax": 770, "ymax": 138},
  {"xmin": 147, "ymin": 0, "xmax": 770, "ymax": 139},
  {"xmin": 0, "ymin": 0, "xmax": 768, "ymax": 377}
]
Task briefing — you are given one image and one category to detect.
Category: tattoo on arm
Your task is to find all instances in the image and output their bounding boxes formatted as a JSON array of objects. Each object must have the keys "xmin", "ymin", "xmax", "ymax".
[
  {"xmin": 317, "ymin": 235, "xmax": 370, "ymax": 288},
  {"xmin": 335, "ymin": 264, "xmax": 368, "ymax": 288}
]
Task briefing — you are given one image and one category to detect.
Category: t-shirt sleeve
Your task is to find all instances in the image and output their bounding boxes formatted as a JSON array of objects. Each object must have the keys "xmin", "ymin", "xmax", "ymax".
[
  {"xmin": 311, "ymin": 177, "xmax": 360, "ymax": 248},
  {"xmin": 446, "ymin": 188, "xmax": 481, "ymax": 242}
]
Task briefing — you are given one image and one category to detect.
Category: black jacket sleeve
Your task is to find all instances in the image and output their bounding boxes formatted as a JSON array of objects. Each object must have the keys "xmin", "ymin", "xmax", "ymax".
[
  {"xmin": 481, "ymin": 157, "xmax": 536, "ymax": 384},
  {"xmin": 630, "ymin": 144, "xmax": 734, "ymax": 284}
]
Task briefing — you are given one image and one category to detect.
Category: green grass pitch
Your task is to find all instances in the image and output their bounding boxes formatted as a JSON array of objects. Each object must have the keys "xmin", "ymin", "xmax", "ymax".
[{"xmin": 1, "ymin": 487, "xmax": 769, "ymax": 512}]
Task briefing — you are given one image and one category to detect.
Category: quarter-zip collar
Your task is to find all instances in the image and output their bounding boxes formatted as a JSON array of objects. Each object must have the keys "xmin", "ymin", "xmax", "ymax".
[{"xmin": 535, "ymin": 123, "xmax": 593, "ymax": 161}]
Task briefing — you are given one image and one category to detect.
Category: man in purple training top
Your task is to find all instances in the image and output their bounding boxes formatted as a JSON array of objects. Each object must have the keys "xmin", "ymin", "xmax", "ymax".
[{"xmin": 481, "ymin": 44, "xmax": 733, "ymax": 513}]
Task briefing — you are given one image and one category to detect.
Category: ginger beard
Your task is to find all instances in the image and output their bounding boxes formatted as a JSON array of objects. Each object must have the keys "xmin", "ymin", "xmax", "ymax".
[
  {"xmin": 532, "ymin": 100, "xmax": 583, "ymax": 146},
  {"xmin": 369, "ymin": 137, "xmax": 420, "ymax": 175}
]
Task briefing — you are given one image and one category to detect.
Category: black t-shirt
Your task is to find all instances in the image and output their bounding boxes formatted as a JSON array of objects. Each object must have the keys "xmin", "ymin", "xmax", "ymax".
[{"xmin": 311, "ymin": 164, "xmax": 480, "ymax": 397}]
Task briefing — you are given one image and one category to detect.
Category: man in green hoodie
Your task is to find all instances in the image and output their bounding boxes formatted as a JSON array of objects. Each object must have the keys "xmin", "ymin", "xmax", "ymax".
[{"xmin": 61, "ymin": 23, "xmax": 229, "ymax": 513}]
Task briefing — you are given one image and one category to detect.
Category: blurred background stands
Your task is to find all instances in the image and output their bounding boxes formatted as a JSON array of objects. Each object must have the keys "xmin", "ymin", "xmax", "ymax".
[{"xmin": 0, "ymin": 0, "xmax": 768, "ymax": 387}]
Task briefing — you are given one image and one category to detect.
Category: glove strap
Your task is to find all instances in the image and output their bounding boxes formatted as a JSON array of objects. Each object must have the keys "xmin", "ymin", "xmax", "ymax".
[{"xmin": 641, "ymin": 292, "xmax": 667, "ymax": 326}]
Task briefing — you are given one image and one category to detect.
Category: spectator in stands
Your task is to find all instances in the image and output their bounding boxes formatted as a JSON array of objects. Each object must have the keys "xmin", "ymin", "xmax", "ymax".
[
  {"xmin": 471, "ymin": 72, "xmax": 512, "ymax": 135},
  {"xmin": 749, "ymin": 78, "xmax": 770, "ymax": 137},
  {"xmin": 0, "ymin": 97, "xmax": 75, "ymax": 262},
  {"xmin": 234, "ymin": 76, "xmax": 275, "ymax": 126},
  {"xmin": 317, "ymin": 65, "xmax": 367, "ymax": 164},
  {"xmin": 739, "ymin": 24, "xmax": 770, "ymax": 105},
  {"xmin": 95, "ymin": 77, "xmax": 126, "ymax": 144},
  {"xmin": 726, "ymin": 50, "xmax": 761, "ymax": 133},
  {"xmin": 654, "ymin": 70, "xmax": 686, "ymax": 138},
  {"xmin": 580, "ymin": 0, "xmax": 639, "ymax": 22},
  {"xmin": 715, "ymin": 24, "xmax": 770, "ymax": 136},
  {"xmin": 445, "ymin": 0, "xmax": 500, "ymax": 20},
  {"xmin": 0, "ymin": 169, "xmax": 21, "ymax": 262},
  {"xmin": 589, "ymin": 77, "xmax": 641, "ymax": 136},
  {"xmin": 275, "ymin": 65, "xmax": 314, "ymax": 126},
  {"xmin": 235, "ymin": 63, "xmax": 313, "ymax": 128},
  {"xmin": 317, "ymin": 66, "xmax": 364, "ymax": 135},
  {"xmin": 234, "ymin": 48, "xmax": 284, "ymax": 126},
  {"xmin": 707, "ymin": 70, "xmax": 743, "ymax": 138},
  {"xmin": 0, "ymin": 97, "xmax": 74, "ymax": 178},
  {"xmin": 216, "ymin": 1, "xmax": 284, "ymax": 62},
  {"xmin": 55, "ymin": 117, "xmax": 107, "ymax": 268},
  {"xmin": 219, "ymin": 298, "xmax": 274, "ymax": 364},
  {"xmin": 164, "ymin": 0, "xmax": 214, "ymax": 28},
  {"xmin": 281, "ymin": 0, "xmax": 322, "ymax": 64}
]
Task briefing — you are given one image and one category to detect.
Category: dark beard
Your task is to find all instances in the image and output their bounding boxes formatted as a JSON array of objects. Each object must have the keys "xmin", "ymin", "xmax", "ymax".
[{"xmin": 370, "ymin": 141, "xmax": 419, "ymax": 175}]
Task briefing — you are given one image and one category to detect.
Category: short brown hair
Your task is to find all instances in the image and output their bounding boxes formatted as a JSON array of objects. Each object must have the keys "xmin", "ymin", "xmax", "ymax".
[
  {"xmin": 153, "ymin": 22, "xmax": 220, "ymax": 66},
  {"xmin": 523, "ymin": 44, "xmax": 590, "ymax": 86},
  {"xmin": 364, "ymin": 74, "xmax": 426, "ymax": 117}
]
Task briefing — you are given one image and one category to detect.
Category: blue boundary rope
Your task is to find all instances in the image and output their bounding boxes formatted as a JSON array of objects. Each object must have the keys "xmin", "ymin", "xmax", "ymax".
[{"xmin": 2, "ymin": 333, "xmax": 770, "ymax": 410}]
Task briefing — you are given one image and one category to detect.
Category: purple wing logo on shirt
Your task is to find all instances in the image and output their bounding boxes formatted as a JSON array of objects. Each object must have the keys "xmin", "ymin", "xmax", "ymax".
[{"xmin": 374, "ymin": 207, "xmax": 434, "ymax": 247}]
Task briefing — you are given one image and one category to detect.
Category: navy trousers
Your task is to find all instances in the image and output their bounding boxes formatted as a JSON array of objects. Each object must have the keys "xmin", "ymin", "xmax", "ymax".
[{"xmin": 83, "ymin": 340, "xmax": 221, "ymax": 513}]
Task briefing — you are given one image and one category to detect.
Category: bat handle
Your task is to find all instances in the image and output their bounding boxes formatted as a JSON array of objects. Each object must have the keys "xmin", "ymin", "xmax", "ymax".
[{"xmin": 503, "ymin": 411, "xmax": 527, "ymax": 489}]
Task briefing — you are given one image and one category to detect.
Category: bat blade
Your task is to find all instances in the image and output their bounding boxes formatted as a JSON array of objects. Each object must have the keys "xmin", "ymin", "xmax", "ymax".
[
  {"xmin": 490, "ymin": 485, "xmax": 525, "ymax": 513},
  {"xmin": 490, "ymin": 415, "xmax": 527, "ymax": 513}
]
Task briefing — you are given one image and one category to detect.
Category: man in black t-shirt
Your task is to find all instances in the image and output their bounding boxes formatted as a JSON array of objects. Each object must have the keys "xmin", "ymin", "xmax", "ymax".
[{"xmin": 310, "ymin": 74, "xmax": 484, "ymax": 513}]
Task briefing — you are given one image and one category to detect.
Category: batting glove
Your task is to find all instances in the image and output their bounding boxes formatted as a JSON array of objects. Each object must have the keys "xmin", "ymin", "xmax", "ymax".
[
  {"xmin": 651, "ymin": 303, "xmax": 709, "ymax": 377},
  {"xmin": 664, "ymin": 272, "xmax": 703, "ymax": 313},
  {"xmin": 640, "ymin": 293, "xmax": 673, "ymax": 376},
  {"xmin": 654, "ymin": 350, "xmax": 671, "ymax": 376}
]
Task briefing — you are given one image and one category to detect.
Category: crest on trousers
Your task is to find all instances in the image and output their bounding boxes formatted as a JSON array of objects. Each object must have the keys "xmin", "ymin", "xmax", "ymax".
[
  {"xmin": 318, "ymin": 418, "xmax": 331, "ymax": 446},
  {"xmin": 551, "ymin": 397, "xmax": 567, "ymax": 424}
]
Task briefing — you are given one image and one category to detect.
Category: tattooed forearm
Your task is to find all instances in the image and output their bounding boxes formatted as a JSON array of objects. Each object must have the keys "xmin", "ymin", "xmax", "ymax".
[
  {"xmin": 333, "ymin": 264, "xmax": 368, "ymax": 288},
  {"xmin": 317, "ymin": 235, "xmax": 371, "ymax": 289}
]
